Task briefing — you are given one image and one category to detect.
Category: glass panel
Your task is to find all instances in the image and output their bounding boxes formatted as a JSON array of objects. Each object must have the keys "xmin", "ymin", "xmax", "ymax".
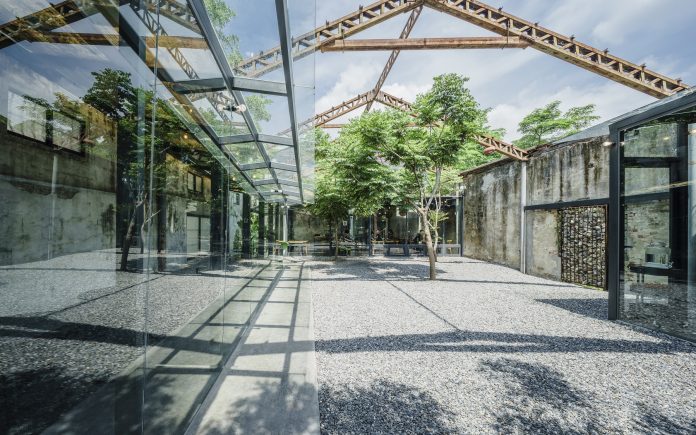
[
  {"xmin": 619, "ymin": 110, "xmax": 696, "ymax": 341},
  {"xmin": 275, "ymin": 168, "xmax": 298, "ymax": 182},
  {"xmin": 225, "ymin": 0, "xmax": 285, "ymax": 82},
  {"xmin": 225, "ymin": 141, "xmax": 264, "ymax": 165},
  {"xmin": 623, "ymin": 123, "xmax": 678, "ymax": 157},
  {"xmin": 247, "ymin": 167, "xmax": 273, "ymax": 181},
  {"xmin": 190, "ymin": 90, "xmax": 250, "ymax": 137},
  {"xmin": 243, "ymin": 92, "xmax": 290, "ymax": 134},
  {"xmin": 265, "ymin": 142, "xmax": 296, "ymax": 165},
  {"xmin": 0, "ymin": 1, "xmax": 261, "ymax": 433}
]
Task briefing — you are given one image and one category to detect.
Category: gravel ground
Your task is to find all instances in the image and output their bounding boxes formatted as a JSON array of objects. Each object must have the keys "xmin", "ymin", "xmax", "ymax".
[
  {"xmin": 0, "ymin": 251, "xmax": 264, "ymax": 434},
  {"xmin": 310, "ymin": 257, "xmax": 696, "ymax": 434}
]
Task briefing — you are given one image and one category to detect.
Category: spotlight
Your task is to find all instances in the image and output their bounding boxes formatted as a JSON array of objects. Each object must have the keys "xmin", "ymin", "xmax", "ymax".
[
  {"xmin": 663, "ymin": 136, "xmax": 671, "ymax": 141},
  {"xmin": 183, "ymin": 133, "xmax": 189, "ymax": 140},
  {"xmin": 602, "ymin": 140, "xmax": 614, "ymax": 147},
  {"xmin": 224, "ymin": 103, "xmax": 247, "ymax": 113}
]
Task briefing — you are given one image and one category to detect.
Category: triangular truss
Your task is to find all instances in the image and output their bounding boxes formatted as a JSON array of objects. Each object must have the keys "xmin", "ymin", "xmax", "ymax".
[
  {"xmin": 4, "ymin": 0, "xmax": 689, "ymax": 163},
  {"xmin": 236, "ymin": 0, "xmax": 687, "ymax": 97}
]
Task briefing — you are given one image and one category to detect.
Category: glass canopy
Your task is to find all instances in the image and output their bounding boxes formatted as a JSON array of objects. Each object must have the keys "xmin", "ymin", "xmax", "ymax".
[{"xmin": 129, "ymin": 0, "xmax": 314, "ymax": 204}]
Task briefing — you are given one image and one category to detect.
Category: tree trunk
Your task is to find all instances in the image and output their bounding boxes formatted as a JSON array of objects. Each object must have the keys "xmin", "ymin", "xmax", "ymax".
[
  {"xmin": 420, "ymin": 210, "xmax": 436, "ymax": 280},
  {"xmin": 333, "ymin": 221, "xmax": 339, "ymax": 261},
  {"xmin": 120, "ymin": 209, "xmax": 137, "ymax": 271}
]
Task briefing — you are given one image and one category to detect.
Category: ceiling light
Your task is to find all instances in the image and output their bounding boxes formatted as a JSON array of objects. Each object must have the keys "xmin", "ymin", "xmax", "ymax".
[
  {"xmin": 224, "ymin": 103, "xmax": 247, "ymax": 113},
  {"xmin": 663, "ymin": 136, "xmax": 671, "ymax": 141},
  {"xmin": 602, "ymin": 140, "xmax": 614, "ymax": 147}
]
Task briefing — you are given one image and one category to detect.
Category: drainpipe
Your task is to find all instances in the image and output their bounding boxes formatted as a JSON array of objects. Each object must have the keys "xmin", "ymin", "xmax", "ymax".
[{"xmin": 520, "ymin": 161, "xmax": 527, "ymax": 273}]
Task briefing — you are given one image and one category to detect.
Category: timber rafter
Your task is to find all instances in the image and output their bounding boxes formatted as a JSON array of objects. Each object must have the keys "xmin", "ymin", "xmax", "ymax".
[
  {"xmin": 365, "ymin": 4, "xmax": 423, "ymax": 111},
  {"xmin": 423, "ymin": 0, "xmax": 688, "ymax": 98},
  {"xmin": 307, "ymin": 91, "xmax": 528, "ymax": 161},
  {"xmin": 322, "ymin": 36, "xmax": 528, "ymax": 51},
  {"xmin": 0, "ymin": 0, "xmax": 200, "ymax": 50},
  {"xmin": 235, "ymin": 0, "xmax": 421, "ymax": 78}
]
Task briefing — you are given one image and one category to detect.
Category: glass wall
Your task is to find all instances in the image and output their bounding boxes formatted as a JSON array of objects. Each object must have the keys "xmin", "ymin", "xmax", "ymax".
[
  {"xmin": 0, "ymin": 0, "xmax": 319, "ymax": 432},
  {"xmin": 618, "ymin": 105, "xmax": 696, "ymax": 340}
]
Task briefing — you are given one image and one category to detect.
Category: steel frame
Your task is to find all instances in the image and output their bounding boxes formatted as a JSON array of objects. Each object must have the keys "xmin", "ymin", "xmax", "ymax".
[
  {"xmin": 189, "ymin": 0, "xmax": 298, "ymax": 202},
  {"xmin": 171, "ymin": 76, "xmax": 287, "ymax": 96},
  {"xmin": 366, "ymin": 5, "xmax": 423, "ymax": 111},
  {"xmin": 321, "ymin": 36, "xmax": 528, "ymax": 51},
  {"xmin": 235, "ymin": 0, "xmax": 421, "ymax": 78},
  {"xmin": 423, "ymin": 0, "xmax": 688, "ymax": 98},
  {"xmin": 307, "ymin": 89, "xmax": 529, "ymax": 161}
]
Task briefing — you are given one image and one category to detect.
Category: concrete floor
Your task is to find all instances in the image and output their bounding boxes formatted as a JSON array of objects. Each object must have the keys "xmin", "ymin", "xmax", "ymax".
[{"xmin": 186, "ymin": 259, "xmax": 320, "ymax": 435}]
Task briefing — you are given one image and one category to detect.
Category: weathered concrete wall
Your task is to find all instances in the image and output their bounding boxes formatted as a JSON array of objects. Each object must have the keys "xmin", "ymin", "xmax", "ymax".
[
  {"xmin": 525, "ymin": 209, "xmax": 561, "ymax": 280},
  {"xmin": 527, "ymin": 137, "xmax": 609, "ymax": 205},
  {"xmin": 0, "ymin": 125, "xmax": 117, "ymax": 265},
  {"xmin": 461, "ymin": 136, "xmax": 610, "ymax": 281},
  {"xmin": 462, "ymin": 161, "xmax": 521, "ymax": 268}
]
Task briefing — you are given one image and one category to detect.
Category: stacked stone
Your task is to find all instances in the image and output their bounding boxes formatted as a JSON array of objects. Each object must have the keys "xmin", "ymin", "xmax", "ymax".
[{"xmin": 560, "ymin": 206, "xmax": 607, "ymax": 288}]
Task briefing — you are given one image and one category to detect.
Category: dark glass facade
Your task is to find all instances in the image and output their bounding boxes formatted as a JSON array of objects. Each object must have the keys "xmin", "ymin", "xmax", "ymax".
[{"xmin": 612, "ymin": 95, "xmax": 696, "ymax": 341}]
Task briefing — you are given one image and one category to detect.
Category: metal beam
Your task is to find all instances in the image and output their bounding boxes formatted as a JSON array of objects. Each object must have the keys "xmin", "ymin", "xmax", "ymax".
[
  {"xmin": 257, "ymin": 134, "xmax": 294, "ymax": 147},
  {"xmin": 275, "ymin": 0, "xmax": 304, "ymax": 203},
  {"xmin": 230, "ymin": 77, "xmax": 287, "ymax": 96},
  {"xmin": 310, "ymin": 90, "xmax": 528, "ymax": 161},
  {"xmin": 0, "ymin": 0, "xmax": 201, "ymax": 50},
  {"xmin": 270, "ymin": 162, "xmax": 297, "ymax": 172},
  {"xmin": 366, "ymin": 5, "xmax": 422, "ymax": 112},
  {"xmin": 322, "ymin": 36, "xmax": 528, "ymax": 51},
  {"xmin": 189, "ymin": 0, "xmax": 284, "ymax": 195},
  {"xmin": 240, "ymin": 162, "xmax": 268, "ymax": 171},
  {"xmin": 220, "ymin": 133, "xmax": 294, "ymax": 147},
  {"xmin": 170, "ymin": 77, "xmax": 227, "ymax": 94},
  {"xmin": 219, "ymin": 134, "xmax": 256, "ymax": 145},
  {"xmin": 235, "ymin": 0, "xmax": 422, "ymax": 78},
  {"xmin": 423, "ymin": 0, "xmax": 688, "ymax": 98}
]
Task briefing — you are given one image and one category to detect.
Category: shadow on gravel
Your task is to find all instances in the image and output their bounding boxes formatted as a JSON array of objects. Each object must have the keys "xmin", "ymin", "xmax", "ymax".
[
  {"xmin": 537, "ymin": 298, "xmax": 608, "ymax": 320},
  {"xmin": 316, "ymin": 329, "xmax": 695, "ymax": 355},
  {"xmin": 480, "ymin": 358, "xmax": 601, "ymax": 434},
  {"xmin": 308, "ymin": 260, "xmax": 577, "ymax": 287},
  {"xmin": 481, "ymin": 358, "xmax": 696, "ymax": 434},
  {"xmin": 319, "ymin": 380, "xmax": 456, "ymax": 434}
]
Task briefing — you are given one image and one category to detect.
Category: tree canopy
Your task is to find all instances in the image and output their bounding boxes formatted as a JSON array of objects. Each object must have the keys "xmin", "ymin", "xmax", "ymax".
[{"xmin": 514, "ymin": 100, "xmax": 599, "ymax": 149}]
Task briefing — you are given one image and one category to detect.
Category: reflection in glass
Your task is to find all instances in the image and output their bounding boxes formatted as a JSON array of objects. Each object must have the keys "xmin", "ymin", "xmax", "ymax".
[{"xmin": 619, "ymin": 110, "xmax": 696, "ymax": 341}]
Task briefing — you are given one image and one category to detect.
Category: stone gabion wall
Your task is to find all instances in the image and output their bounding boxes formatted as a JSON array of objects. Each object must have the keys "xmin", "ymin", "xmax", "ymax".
[{"xmin": 559, "ymin": 206, "xmax": 607, "ymax": 288}]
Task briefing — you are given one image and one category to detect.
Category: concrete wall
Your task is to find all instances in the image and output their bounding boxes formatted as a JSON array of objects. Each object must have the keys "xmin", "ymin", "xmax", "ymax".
[
  {"xmin": 462, "ymin": 161, "xmax": 521, "ymax": 268},
  {"xmin": 460, "ymin": 136, "xmax": 610, "ymax": 280},
  {"xmin": 527, "ymin": 137, "xmax": 609, "ymax": 206}
]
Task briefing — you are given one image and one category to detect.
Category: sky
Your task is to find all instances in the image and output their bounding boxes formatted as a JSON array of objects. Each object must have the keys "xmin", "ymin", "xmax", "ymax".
[{"xmin": 302, "ymin": 0, "xmax": 696, "ymax": 142}]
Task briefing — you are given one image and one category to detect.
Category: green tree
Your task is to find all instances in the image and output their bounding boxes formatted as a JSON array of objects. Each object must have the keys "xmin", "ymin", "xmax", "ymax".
[
  {"xmin": 514, "ymin": 100, "xmax": 599, "ymax": 148},
  {"xmin": 338, "ymin": 74, "xmax": 489, "ymax": 279},
  {"xmin": 309, "ymin": 130, "xmax": 352, "ymax": 260},
  {"xmin": 84, "ymin": 68, "xmax": 213, "ymax": 271},
  {"xmin": 204, "ymin": 0, "xmax": 242, "ymax": 66}
]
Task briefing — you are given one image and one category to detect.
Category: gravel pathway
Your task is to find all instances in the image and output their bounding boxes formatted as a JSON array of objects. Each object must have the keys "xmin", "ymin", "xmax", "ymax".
[
  {"xmin": 0, "ymin": 251, "xmax": 265, "ymax": 434},
  {"xmin": 310, "ymin": 257, "xmax": 696, "ymax": 434}
]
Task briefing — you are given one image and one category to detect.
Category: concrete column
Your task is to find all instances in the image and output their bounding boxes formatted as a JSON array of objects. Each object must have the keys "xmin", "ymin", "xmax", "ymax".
[
  {"xmin": 520, "ymin": 161, "xmax": 527, "ymax": 274},
  {"xmin": 257, "ymin": 202, "xmax": 266, "ymax": 257},
  {"xmin": 282, "ymin": 205, "xmax": 289, "ymax": 256},
  {"xmin": 241, "ymin": 194, "xmax": 251, "ymax": 258}
]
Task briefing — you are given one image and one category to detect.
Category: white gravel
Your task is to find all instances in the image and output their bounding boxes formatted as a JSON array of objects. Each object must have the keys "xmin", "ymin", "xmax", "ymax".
[{"xmin": 309, "ymin": 257, "xmax": 696, "ymax": 434}]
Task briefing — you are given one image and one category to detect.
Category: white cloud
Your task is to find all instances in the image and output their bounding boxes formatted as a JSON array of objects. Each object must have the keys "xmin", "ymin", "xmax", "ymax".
[
  {"xmin": 309, "ymin": 0, "xmax": 696, "ymax": 142},
  {"xmin": 315, "ymin": 61, "xmax": 381, "ymax": 112}
]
